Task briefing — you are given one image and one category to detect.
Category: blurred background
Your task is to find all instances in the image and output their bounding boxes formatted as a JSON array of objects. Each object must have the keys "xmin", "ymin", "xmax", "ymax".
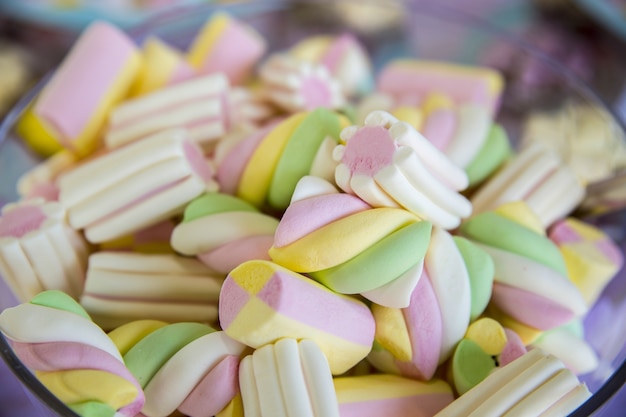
[{"xmin": 0, "ymin": 0, "xmax": 625, "ymax": 415}]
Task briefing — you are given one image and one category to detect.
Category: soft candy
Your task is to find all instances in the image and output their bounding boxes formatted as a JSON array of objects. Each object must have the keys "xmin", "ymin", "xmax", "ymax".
[
  {"xmin": 80, "ymin": 252, "xmax": 223, "ymax": 330},
  {"xmin": 238, "ymin": 338, "xmax": 339, "ymax": 417},
  {"xmin": 106, "ymin": 74, "xmax": 230, "ymax": 151},
  {"xmin": 270, "ymin": 176, "xmax": 431, "ymax": 307},
  {"xmin": 233, "ymin": 108, "xmax": 348, "ymax": 211},
  {"xmin": 17, "ymin": 150, "xmax": 77, "ymax": 201},
  {"xmin": 377, "ymin": 59, "xmax": 504, "ymax": 116},
  {"xmin": 460, "ymin": 202, "xmax": 588, "ymax": 333},
  {"xmin": 187, "ymin": 12, "xmax": 267, "ymax": 85},
  {"xmin": 0, "ymin": 291, "xmax": 144, "ymax": 417},
  {"xmin": 289, "ymin": 33, "xmax": 373, "ymax": 96},
  {"xmin": 434, "ymin": 349, "xmax": 591, "ymax": 417},
  {"xmin": 219, "ymin": 260, "xmax": 375, "ymax": 374},
  {"xmin": 334, "ymin": 110, "xmax": 472, "ymax": 229},
  {"xmin": 0, "ymin": 199, "xmax": 89, "ymax": 302},
  {"xmin": 171, "ymin": 192, "xmax": 278, "ymax": 275},
  {"xmin": 368, "ymin": 228, "xmax": 488, "ymax": 380},
  {"xmin": 259, "ymin": 53, "xmax": 345, "ymax": 113},
  {"xmin": 129, "ymin": 37, "xmax": 196, "ymax": 97},
  {"xmin": 549, "ymin": 217, "xmax": 624, "ymax": 306},
  {"xmin": 25, "ymin": 22, "xmax": 141, "ymax": 157},
  {"xmin": 58, "ymin": 128, "xmax": 217, "ymax": 243},
  {"xmin": 115, "ymin": 320, "xmax": 245, "ymax": 417},
  {"xmin": 471, "ymin": 142, "xmax": 585, "ymax": 228},
  {"xmin": 334, "ymin": 374, "xmax": 454, "ymax": 417}
]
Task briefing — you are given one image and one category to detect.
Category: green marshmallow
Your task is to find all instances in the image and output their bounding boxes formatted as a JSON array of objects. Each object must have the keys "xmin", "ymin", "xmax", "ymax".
[
  {"xmin": 30, "ymin": 290, "xmax": 91, "ymax": 320},
  {"xmin": 267, "ymin": 107, "xmax": 342, "ymax": 210},
  {"xmin": 465, "ymin": 124, "xmax": 512, "ymax": 187},
  {"xmin": 182, "ymin": 192, "xmax": 259, "ymax": 223},
  {"xmin": 452, "ymin": 339, "xmax": 496, "ymax": 396},
  {"xmin": 310, "ymin": 221, "xmax": 432, "ymax": 294},
  {"xmin": 124, "ymin": 322, "xmax": 214, "ymax": 388},
  {"xmin": 459, "ymin": 211, "xmax": 568, "ymax": 275},
  {"xmin": 69, "ymin": 401, "xmax": 116, "ymax": 417},
  {"xmin": 453, "ymin": 236, "xmax": 495, "ymax": 321}
]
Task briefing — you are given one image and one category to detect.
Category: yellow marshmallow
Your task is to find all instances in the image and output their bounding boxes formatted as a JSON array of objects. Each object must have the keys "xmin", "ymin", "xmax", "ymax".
[
  {"xmin": 371, "ymin": 305, "xmax": 412, "ymax": 361},
  {"xmin": 36, "ymin": 369, "xmax": 138, "ymax": 410},
  {"xmin": 464, "ymin": 317, "xmax": 507, "ymax": 356}
]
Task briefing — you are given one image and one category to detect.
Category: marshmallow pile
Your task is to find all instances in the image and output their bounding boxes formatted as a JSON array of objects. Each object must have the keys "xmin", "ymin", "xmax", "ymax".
[{"xmin": 0, "ymin": 11, "xmax": 623, "ymax": 417}]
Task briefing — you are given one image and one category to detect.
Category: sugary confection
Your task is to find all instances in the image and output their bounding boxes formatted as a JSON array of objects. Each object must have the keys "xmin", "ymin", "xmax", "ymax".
[
  {"xmin": 129, "ymin": 37, "xmax": 196, "ymax": 97},
  {"xmin": 238, "ymin": 338, "xmax": 339, "ymax": 417},
  {"xmin": 334, "ymin": 110, "xmax": 472, "ymax": 229},
  {"xmin": 377, "ymin": 59, "xmax": 504, "ymax": 116},
  {"xmin": 289, "ymin": 32, "xmax": 373, "ymax": 97},
  {"xmin": 219, "ymin": 260, "xmax": 375, "ymax": 375},
  {"xmin": 460, "ymin": 202, "xmax": 588, "ymax": 334},
  {"xmin": 0, "ymin": 199, "xmax": 89, "ymax": 302},
  {"xmin": 58, "ymin": 128, "xmax": 217, "ymax": 243},
  {"xmin": 171, "ymin": 192, "xmax": 279, "ymax": 275},
  {"xmin": 233, "ymin": 108, "xmax": 348, "ymax": 211},
  {"xmin": 187, "ymin": 12, "xmax": 267, "ymax": 85},
  {"xmin": 0, "ymin": 291, "xmax": 145, "ymax": 417},
  {"xmin": 26, "ymin": 21, "xmax": 142, "ymax": 157},
  {"xmin": 355, "ymin": 92, "xmax": 512, "ymax": 187},
  {"xmin": 530, "ymin": 320, "xmax": 599, "ymax": 375},
  {"xmin": 80, "ymin": 252, "xmax": 223, "ymax": 330},
  {"xmin": 368, "ymin": 228, "xmax": 493, "ymax": 381},
  {"xmin": 97, "ymin": 219, "xmax": 176, "ymax": 254},
  {"xmin": 105, "ymin": 73, "xmax": 230, "ymax": 151},
  {"xmin": 111, "ymin": 320, "xmax": 245, "ymax": 417},
  {"xmin": 0, "ymin": 13, "xmax": 619, "ymax": 417},
  {"xmin": 434, "ymin": 348, "xmax": 591, "ymax": 417},
  {"xmin": 449, "ymin": 318, "xmax": 508, "ymax": 395},
  {"xmin": 549, "ymin": 217, "xmax": 624, "ymax": 306},
  {"xmin": 334, "ymin": 374, "xmax": 454, "ymax": 417},
  {"xmin": 270, "ymin": 176, "xmax": 431, "ymax": 308},
  {"xmin": 258, "ymin": 53, "xmax": 346, "ymax": 113},
  {"xmin": 17, "ymin": 149, "xmax": 77, "ymax": 201},
  {"xmin": 470, "ymin": 142, "xmax": 585, "ymax": 228}
]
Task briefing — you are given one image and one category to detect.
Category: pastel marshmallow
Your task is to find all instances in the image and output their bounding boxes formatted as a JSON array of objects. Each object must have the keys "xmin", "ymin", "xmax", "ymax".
[
  {"xmin": 238, "ymin": 338, "xmax": 339, "ymax": 417},
  {"xmin": 259, "ymin": 53, "xmax": 345, "ymax": 113},
  {"xmin": 334, "ymin": 374, "xmax": 453, "ymax": 417},
  {"xmin": 219, "ymin": 260, "xmax": 375, "ymax": 375},
  {"xmin": 187, "ymin": 12, "xmax": 267, "ymax": 85},
  {"xmin": 377, "ymin": 59, "xmax": 503, "ymax": 116},
  {"xmin": 106, "ymin": 73, "xmax": 230, "ymax": 151},
  {"xmin": 119, "ymin": 321, "xmax": 245, "ymax": 417},
  {"xmin": 171, "ymin": 192, "xmax": 279, "ymax": 275},
  {"xmin": 470, "ymin": 142, "xmax": 585, "ymax": 228},
  {"xmin": 80, "ymin": 251, "xmax": 223, "ymax": 330},
  {"xmin": 130, "ymin": 36, "xmax": 196, "ymax": 97},
  {"xmin": 58, "ymin": 128, "xmax": 217, "ymax": 243},
  {"xmin": 0, "ymin": 291, "xmax": 144, "ymax": 416},
  {"xmin": 30, "ymin": 21, "xmax": 141, "ymax": 156},
  {"xmin": 0, "ymin": 199, "xmax": 89, "ymax": 302},
  {"xmin": 434, "ymin": 349, "xmax": 591, "ymax": 417},
  {"xmin": 334, "ymin": 110, "xmax": 472, "ymax": 229},
  {"xmin": 289, "ymin": 32, "xmax": 373, "ymax": 96}
]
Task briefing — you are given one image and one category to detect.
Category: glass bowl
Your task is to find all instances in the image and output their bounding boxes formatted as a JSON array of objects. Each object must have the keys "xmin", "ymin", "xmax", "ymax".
[{"xmin": 1, "ymin": 1, "xmax": 626, "ymax": 416}]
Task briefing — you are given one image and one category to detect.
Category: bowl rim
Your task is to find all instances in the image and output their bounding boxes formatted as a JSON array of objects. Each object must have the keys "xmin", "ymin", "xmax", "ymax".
[{"xmin": 1, "ymin": 1, "xmax": 625, "ymax": 416}]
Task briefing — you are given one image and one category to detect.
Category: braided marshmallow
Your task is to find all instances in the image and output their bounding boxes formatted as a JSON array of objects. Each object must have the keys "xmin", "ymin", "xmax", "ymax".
[
  {"xmin": 0, "ymin": 291, "xmax": 144, "ymax": 417},
  {"xmin": 239, "ymin": 338, "xmax": 339, "ymax": 417},
  {"xmin": 0, "ymin": 199, "xmax": 89, "ymax": 302},
  {"xmin": 259, "ymin": 53, "xmax": 345, "ymax": 113},
  {"xmin": 333, "ymin": 110, "xmax": 472, "ymax": 229},
  {"xmin": 114, "ymin": 320, "xmax": 245, "ymax": 417}
]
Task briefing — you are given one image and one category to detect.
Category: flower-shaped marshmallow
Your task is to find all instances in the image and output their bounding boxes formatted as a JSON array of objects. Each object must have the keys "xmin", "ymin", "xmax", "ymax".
[
  {"xmin": 333, "ymin": 110, "xmax": 472, "ymax": 229},
  {"xmin": 259, "ymin": 53, "xmax": 346, "ymax": 113}
]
